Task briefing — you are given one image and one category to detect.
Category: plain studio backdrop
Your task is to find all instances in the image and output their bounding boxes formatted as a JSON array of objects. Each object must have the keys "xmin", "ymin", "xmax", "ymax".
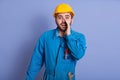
[{"xmin": 0, "ymin": 0, "xmax": 120, "ymax": 80}]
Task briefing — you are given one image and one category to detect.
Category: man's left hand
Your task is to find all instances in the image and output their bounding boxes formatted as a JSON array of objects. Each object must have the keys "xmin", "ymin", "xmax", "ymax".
[{"xmin": 65, "ymin": 20, "xmax": 71, "ymax": 36}]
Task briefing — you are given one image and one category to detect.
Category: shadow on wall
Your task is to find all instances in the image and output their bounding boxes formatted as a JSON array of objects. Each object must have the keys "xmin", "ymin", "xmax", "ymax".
[{"xmin": 13, "ymin": 15, "xmax": 51, "ymax": 80}]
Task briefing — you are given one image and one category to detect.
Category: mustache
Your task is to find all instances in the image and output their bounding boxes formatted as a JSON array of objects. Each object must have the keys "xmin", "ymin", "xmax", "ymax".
[{"xmin": 60, "ymin": 22, "xmax": 67, "ymax": 26}]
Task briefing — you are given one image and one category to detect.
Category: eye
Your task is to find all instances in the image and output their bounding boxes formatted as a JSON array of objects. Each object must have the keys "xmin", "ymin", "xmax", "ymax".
[
  {"xmin": 65, "ymin": 16, "xmax": 70, "ymax": 19},
  {"xmin": 65, "ymin": 15, "xmax": 71, "ymax": 19},
  {"xmin": 57, "ymin": 16, "xmax": 62, "ymax": 20}
]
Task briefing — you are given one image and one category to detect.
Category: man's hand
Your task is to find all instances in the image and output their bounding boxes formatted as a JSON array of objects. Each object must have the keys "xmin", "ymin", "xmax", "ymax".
[{"xmin": 64, "ymin": 20, "xmax": 71, "ymax": 36}]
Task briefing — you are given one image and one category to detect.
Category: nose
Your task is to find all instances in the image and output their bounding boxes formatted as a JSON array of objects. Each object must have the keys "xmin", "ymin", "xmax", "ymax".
[{"xmin": 62, "ymin": 17, "xmax": 66, "ymax": 22}]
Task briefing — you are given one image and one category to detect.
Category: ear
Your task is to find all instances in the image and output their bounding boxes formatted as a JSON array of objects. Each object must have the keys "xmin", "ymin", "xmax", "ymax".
[
  {"xmin": 70, "ymin": 18, "xmax": 74, "ymax": 25},
  {"xmin": 55, "ymin": 18, "xmax": 57, "ymax": 24},
  {"xmin": 72, "ymin": 18, "xmax": 74, "ymax": 24}
]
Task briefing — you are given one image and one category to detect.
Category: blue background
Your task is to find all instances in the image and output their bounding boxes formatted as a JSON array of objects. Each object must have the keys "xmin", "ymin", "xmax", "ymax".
[{"xmin": 0, "ymin": 0, "xmax": 120, "ymax": 80}]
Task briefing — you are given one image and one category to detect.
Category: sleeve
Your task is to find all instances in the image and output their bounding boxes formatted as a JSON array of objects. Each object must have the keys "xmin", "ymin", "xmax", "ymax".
[
  {"xmin": 65, "ymin": 33, "xmax": 87, "ymax": 60},
  {"xmin": 26, "ymin": 36, "xmax": 45, "ymax": 80}
]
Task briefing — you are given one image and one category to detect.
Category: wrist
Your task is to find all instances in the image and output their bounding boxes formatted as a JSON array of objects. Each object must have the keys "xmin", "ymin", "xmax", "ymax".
[{"xmin": 66, "ymin": 31, "xmax": 71, "ymax": 35}]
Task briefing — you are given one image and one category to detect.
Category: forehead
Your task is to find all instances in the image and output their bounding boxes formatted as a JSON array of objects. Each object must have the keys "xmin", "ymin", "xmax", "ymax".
[{"xmin": 57, "ymin": 13, "xmax": 71, "ymax": 17}]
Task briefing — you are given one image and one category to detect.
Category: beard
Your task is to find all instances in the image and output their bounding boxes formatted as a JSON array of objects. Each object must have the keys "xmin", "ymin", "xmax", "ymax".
[
  {"xmin": 58, "ymin": 26, "xmax": 67, "ymax": 32},
  {"xmin": 58, "ymin": 22, "xmax": 68, "ymax": 32},
  {"xmin": 55, "ymin": 20, "xmax": 72, "ymax": 32}
]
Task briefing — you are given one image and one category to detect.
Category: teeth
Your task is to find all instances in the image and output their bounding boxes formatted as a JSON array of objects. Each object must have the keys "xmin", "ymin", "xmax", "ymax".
[{"xmin": 61, "ymin": 24, "xmax": 66, "ymax": 26}]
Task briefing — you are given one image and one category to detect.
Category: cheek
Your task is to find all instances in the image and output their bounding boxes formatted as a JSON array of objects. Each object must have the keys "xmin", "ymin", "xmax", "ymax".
[
  {"xmin": 55, "ymin": 19, "xmax": 60, "ymax": 25},
  {"xmin": 68, "ymin": 20, "xmax": 73, "ymax": 25},
  {"xmin": 67, "ymin": 19, "xmax": 72, "ymax": 23},
  {"xmin": 56, "ymin": 20, "xmax": 62, "ymax": 25}
]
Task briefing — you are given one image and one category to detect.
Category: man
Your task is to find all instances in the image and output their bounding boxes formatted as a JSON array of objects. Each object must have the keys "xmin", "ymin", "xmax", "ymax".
[{"xmin": 26, "ymin": 3, "xmax": 87, "ymax": 80}]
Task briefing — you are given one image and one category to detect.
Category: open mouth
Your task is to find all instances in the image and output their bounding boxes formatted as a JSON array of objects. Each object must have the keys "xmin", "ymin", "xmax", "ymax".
[
  {"xmin": 62, "ymin": 25, "xmax": 66, "ymax": 26},
  {"xmin": 61, "ymin": 23, "xmax": 67, "ymax": 26},
  {"xmin": 61, "ymin": 22, "xmax": 67, "ymax": 26}
]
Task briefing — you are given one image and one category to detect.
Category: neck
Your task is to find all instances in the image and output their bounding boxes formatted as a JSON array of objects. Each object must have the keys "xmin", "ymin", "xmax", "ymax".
[{"xmin": 58, "ymin": 30, "xmax": 65, "ymax": 37}]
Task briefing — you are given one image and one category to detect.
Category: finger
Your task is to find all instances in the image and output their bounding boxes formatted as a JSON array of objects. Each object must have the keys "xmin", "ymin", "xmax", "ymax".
[{"xmin": 65, "ymin": 20, "xmax": 69, "ymax": 27}]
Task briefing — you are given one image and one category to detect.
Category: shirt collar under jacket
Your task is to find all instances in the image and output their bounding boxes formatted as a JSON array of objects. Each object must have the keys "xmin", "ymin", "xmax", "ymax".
[{"xmin": 53, "ymin": 27, "xmax": 73, "ymax": 39}]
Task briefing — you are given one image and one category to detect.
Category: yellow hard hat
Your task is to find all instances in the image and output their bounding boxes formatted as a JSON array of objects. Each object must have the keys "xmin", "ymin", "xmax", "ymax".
[{"xmin": 53, "ymin": 3, "xmax": 74, "ymax": 18}]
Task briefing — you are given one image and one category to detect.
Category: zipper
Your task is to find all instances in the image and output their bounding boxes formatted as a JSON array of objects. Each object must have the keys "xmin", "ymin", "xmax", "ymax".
[{"xmin": 54, "ymin": 38, "xmax": 62, "ymax": 77}]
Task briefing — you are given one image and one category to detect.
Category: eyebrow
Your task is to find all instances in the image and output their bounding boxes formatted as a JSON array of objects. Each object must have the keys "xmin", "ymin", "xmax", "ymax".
[
  {"xmin": 57, "ymin": 14, "xmax": 71, "ymax": 18},
  {"xmin": 57, "ymin": 14, "xmax": 70, "ymax": 16},
  {"xmin": 65, "ymin": 15, "xmax": 70, "ymax": 17}
]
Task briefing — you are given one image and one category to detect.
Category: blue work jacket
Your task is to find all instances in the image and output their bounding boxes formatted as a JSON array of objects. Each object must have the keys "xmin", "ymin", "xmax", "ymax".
[{"xmin": 26, "ymin": 28, "xmax": 87, "ymax": 80}]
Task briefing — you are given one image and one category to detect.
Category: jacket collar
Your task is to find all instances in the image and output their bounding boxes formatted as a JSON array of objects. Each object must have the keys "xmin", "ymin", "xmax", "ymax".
[{"xmin": 53, "ymin": 27, "xmax": 73, "ymax": 39}]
